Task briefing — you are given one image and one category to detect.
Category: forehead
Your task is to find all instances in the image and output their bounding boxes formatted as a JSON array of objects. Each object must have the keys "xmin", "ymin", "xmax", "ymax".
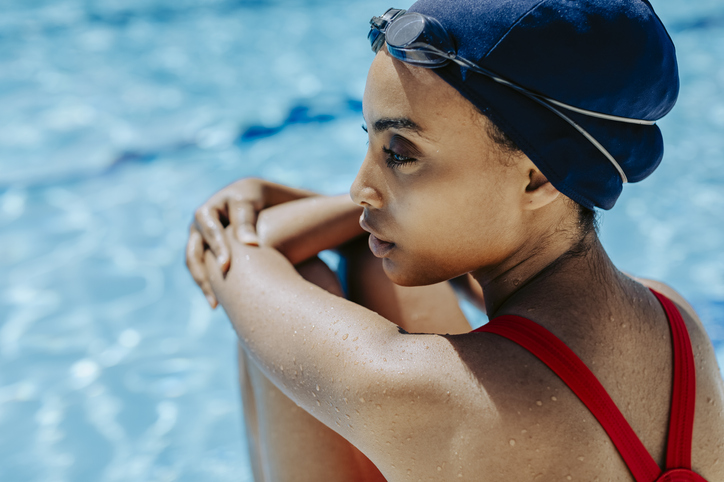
[{"xmin": 363, "ymin": 51, "xmax": 482, "ymax": 135}]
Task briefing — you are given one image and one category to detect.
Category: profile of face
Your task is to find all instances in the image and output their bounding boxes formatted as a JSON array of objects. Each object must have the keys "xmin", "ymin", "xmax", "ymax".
[{"xmin": 351, "ymin": 51, "xmax": 560, "ymax": 287}]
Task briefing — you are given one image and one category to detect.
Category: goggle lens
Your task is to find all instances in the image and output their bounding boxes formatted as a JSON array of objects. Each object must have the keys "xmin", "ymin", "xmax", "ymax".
[{"xmin": 370, "ymin": 9, "xmax": 454, "ymax": 67}]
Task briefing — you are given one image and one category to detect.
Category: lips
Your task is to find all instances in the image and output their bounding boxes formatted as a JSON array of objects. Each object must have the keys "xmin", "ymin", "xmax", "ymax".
[{"xmin": 359, "ymin": 215, "xmax": 396, "ymax": 258}]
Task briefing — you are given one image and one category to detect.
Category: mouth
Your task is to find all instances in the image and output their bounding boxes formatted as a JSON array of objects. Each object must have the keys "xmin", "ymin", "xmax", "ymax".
[{"xmin": 359, "ymin": 215, "xmax": 396, "ymax": 258}]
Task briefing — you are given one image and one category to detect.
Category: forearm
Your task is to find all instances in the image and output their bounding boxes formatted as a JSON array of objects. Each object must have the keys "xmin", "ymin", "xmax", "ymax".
[
  {"xmin": 256, "ymin": 194, "xmax": 364, "ymax": 265},
  {"xmin": 257, "ymin": 178, "xmax": 319, "ymax": 205}
]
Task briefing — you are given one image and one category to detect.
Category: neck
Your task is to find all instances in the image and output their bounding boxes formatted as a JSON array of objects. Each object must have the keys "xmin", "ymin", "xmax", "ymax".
[{"xmin": 474, "ymin": 230, "xmax": 617, "ymax": 318}]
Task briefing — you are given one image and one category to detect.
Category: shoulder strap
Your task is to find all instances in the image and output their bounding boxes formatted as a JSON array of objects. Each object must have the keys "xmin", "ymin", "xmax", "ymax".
[
  {"xmin": 650, "ymin": 289, "xmax": 697, "ymax": 471},
  {"xmin": 474, "ymin": 288, "xmax": 700, "ymax": 480},
  {"xmin": 475, "ymin": 316, "xmax": 662, "ymax": 482}
]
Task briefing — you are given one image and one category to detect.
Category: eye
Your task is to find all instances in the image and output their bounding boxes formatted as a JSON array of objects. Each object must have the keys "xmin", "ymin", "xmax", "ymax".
[{"xmin": 383, "ymin": 146, "xmax": 416, "ymax": 169}]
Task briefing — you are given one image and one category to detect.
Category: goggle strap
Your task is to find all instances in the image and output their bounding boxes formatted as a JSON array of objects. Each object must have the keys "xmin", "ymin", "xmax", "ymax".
[{"xmin": 432, "ymin": 49, "xmax": 631, "ymax": 182}]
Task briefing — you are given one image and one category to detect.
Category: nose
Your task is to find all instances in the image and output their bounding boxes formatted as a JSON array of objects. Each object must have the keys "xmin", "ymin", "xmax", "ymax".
[{"xmin": 350, "ymin": 153, "xmax": 384, "ymax": 209}]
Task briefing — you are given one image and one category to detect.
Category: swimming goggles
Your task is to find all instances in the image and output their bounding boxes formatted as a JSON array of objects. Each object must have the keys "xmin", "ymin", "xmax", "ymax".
[{"xmin": 369, "ymin": 8, "xmax": 658, "ymax": 184}]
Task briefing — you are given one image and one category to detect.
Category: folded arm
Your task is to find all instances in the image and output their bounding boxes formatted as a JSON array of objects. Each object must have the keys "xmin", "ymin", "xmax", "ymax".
[
  {"xmin": 187, "ymin": 178, "xmax": 362, "ymax": 307},
  {"xmin": 256, "ymin": 194, "xmax": 364, "ymax": 265},
  {"xmin": 205, "ymin": 237, "xmax": 485, "ymax": 462}
]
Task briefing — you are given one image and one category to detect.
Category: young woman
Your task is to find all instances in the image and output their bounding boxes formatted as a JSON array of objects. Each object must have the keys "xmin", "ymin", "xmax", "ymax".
[{"xmin": 186, "ymin": 1, "xmax": 724, "ymax": 480}]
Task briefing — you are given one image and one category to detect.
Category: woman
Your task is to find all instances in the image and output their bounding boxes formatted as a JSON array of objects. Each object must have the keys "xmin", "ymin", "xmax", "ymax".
[{"xmin": 186, "ymin": 1, "xmax": 724, "ymax": 480}]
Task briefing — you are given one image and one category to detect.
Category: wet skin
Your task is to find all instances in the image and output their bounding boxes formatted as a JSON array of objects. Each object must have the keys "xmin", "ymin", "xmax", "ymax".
[{"xmin": 202, "ymin": 51, "xmax": 724, "ymax": 481}]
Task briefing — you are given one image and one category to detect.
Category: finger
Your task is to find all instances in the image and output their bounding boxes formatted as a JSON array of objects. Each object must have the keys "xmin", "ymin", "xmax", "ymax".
[
  {"xmin": 194, "ymin": 207, "xmax": 230, "ymax": 271},
  {"xmin": 186, "ymin": 229, "xmax": 218, "ymax": 308},
  {"xmin": 201, "ymin": 281, "xmax": 217, "ymax": 309},
  {"xmin": 204, "ymin": 248, "xmax": 226, "ymax": 289},
  {"xmin": 229, "ymin": 200, "xmax": 260, "ymax": 245},
  {"xmin": 186, "ymin": 228, "xmax": 207, "ymax": 286}
]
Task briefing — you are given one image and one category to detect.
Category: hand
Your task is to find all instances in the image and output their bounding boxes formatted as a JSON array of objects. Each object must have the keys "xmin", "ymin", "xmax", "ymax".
[
  {"xmin": 203, "ymin": 231, "xmax": 296, "ymax": 310},
  {"xmin": 186, "ymin": 178, "xmax": 315, "ymax": 308}
]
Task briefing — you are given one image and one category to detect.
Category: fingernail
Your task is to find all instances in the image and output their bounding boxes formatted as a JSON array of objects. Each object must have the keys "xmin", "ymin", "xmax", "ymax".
[
  {"xmin": 206, "ymin": 295, "xmax": 216, "ymax": 308},
  {"xmin": 238, "ymin": 228, "xmax": 259, "ymax": 246}
]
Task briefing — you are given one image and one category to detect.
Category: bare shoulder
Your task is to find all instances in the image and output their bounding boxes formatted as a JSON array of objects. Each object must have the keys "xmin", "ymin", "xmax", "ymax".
[
  {"xmin": 628, "ymin": 275, "xmax": 701, "ymax": 325},
  {"xmin": 630, "ymin": 277, "xmax": 724, "ymax": 480}
]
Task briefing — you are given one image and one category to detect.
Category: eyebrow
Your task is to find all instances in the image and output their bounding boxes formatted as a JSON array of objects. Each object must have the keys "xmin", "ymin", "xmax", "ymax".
[{"xmin": 370, "ymin": 117, "xmax": 424, "ymax": 135}]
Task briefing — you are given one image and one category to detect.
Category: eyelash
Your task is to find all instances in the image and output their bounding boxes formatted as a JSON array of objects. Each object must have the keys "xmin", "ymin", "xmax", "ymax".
[
  {"xmin": 383, "ymin": 146, "xmax": 416, "ymax": 169},
  {"xmin": 362, "ymin": 124, "xmax": 416, "ymax": 169}
]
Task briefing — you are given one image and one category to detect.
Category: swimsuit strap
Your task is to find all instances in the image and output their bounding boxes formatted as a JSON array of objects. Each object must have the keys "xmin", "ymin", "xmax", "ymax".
[
  {"xmin": 474, "ymin": 289, "xmax": 699, "ymax": 482},
  {"xmin": 650, "ymin": 290, "xmax": 697, "ymax": 471}
]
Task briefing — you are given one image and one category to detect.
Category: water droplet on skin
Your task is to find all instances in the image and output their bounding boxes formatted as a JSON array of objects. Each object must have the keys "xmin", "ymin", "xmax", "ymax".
[
  {"xmin": 458, "ymin": 473, "xmax": 463, "ymax": 478},
  {"xmin": 437, "ymin": 467, "xmax": 442, "ymax": 472},
  {"xmin": 342, "ymin": 333, "xmax": 349, "ymax": 340},
  {"xmin": 335, "ymin": 352, "xmax": 340, "ymax": 357},
  {"xmin": 521, "ymin": 429, "xmax": 527, "ymax": 434},
  {"xmin": 551, "ymin": 396, "xmax": 557, "ymax": 401},
  {"xmin": 567, "ymin": 476, "xmax": 572, "ymax": 480},
  {"xmin": 509, "ymin": 439, "xmax": 516, "ymax": 447},
  {"xmin": 577, "ymin": 456, "xmax": 585, "ymax": 462},
  {"xmin": 316, "ymin": 400, "xmax": 321, "ymax": 406},
  {"xmin": 376, "ymin": 404, "xmax": 382, "ymax": 410},
  {"xmin": 536, "ymin": 400, "xmax": 543, "ymax": 406},
  {"xmin": 407, "ymin": 469, "xmax": 412, "ymax": 475},
  {"xmin": 343, "ymin": 397, "xmax": 348, "ymax": 404},
  {"xmin": 359, "ymin": 397, "xmax": 365, "ymax": 403},
  {"xmin": 316, "ymin": 385, "xmax": 320, "ymax": 391}
]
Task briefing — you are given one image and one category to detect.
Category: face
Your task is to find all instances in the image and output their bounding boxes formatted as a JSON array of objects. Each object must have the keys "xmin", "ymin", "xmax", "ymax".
[{"xmin": 351, "ymin": 51, "xmax": 533, "ymax": 286}]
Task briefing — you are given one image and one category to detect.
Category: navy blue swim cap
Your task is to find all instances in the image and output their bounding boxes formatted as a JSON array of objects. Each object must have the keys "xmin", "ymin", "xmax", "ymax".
[{"xmin": 406, "ymin": 0, "xmax": 679, "ymax": 210}]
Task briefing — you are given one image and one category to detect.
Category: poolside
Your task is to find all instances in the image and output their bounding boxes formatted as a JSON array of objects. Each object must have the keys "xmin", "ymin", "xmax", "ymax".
[{"xmin": 0, "ymin": 0, "xmax": 723, "ymax": 480}]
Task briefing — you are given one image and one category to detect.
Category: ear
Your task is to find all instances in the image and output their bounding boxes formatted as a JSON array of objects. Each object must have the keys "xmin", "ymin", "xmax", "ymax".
[{"xmin": 522, "ymin": 167, "xmax": 560, "ymax": 210}]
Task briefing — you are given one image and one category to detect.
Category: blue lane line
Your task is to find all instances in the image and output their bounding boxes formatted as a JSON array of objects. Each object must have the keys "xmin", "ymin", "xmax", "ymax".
[{"xmin": 0, "ymin": 97, "xmax": 364, "ymax": 191}]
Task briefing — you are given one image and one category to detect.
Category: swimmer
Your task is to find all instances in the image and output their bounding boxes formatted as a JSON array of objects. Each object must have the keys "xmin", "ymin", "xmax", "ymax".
[{"xmin": 186, "ymin": 1, "xmax": 724, "ymax": 480}]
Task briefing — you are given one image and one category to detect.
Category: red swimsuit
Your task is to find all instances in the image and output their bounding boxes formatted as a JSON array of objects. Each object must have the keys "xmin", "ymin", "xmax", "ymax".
[{"xmin": 474, "ymin": 289, "xmax": 707, "ymax": 482}]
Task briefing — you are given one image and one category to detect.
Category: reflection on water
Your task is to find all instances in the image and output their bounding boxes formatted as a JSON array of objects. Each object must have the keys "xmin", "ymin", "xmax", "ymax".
[{"xmin": 1, "ymin": 0, "xmax": 723, "ymax": 480}]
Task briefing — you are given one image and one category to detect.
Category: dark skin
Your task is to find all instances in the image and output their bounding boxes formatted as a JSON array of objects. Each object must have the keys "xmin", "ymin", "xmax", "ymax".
[{"xmin": 187, "ymin": 51, "xmax": 724, "ymax": 481}]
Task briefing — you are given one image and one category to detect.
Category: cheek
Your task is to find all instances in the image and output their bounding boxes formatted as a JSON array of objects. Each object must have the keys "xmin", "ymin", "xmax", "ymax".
[{"xmin": 385, "ymin": 181, "xmax": 521, "ymax": 283}]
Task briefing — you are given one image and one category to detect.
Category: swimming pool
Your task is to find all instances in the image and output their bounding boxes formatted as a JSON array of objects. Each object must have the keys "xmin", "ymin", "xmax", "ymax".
[{"xmin": 0, "ymin": 0, "xmax": 722, "ymax": 480}]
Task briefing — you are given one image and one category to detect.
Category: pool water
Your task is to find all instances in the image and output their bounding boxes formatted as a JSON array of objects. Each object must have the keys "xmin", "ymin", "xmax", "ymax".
[{"xmin": 1, "ymin": 0, "xmax": 723, "ymax": 480}]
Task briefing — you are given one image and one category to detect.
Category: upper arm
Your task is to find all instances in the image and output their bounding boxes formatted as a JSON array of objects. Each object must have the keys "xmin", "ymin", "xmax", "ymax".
[
  {"xmin": 328, "ymin": 330, "xmax": 492, "ymax": 457},
  {"xmin": 211, "ymin": 239, "xmax": 488, "ymax": 456}
]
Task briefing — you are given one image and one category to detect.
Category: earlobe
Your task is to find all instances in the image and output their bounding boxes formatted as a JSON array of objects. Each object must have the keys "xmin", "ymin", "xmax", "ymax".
[{"xmin": 523, "ymin": 169, "xmax": 560, "ymax": 210}]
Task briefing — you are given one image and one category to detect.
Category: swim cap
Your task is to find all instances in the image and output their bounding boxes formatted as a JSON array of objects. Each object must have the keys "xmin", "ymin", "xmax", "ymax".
[{"xmin": 407, "ymin": 0, "xmax": 679, "ymax": 210}]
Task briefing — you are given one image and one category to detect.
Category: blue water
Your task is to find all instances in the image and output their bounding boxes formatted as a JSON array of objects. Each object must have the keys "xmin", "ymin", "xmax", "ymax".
[{"xmin": 1, "ymin": 0, "xmax": 723, "ymax": 480}]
